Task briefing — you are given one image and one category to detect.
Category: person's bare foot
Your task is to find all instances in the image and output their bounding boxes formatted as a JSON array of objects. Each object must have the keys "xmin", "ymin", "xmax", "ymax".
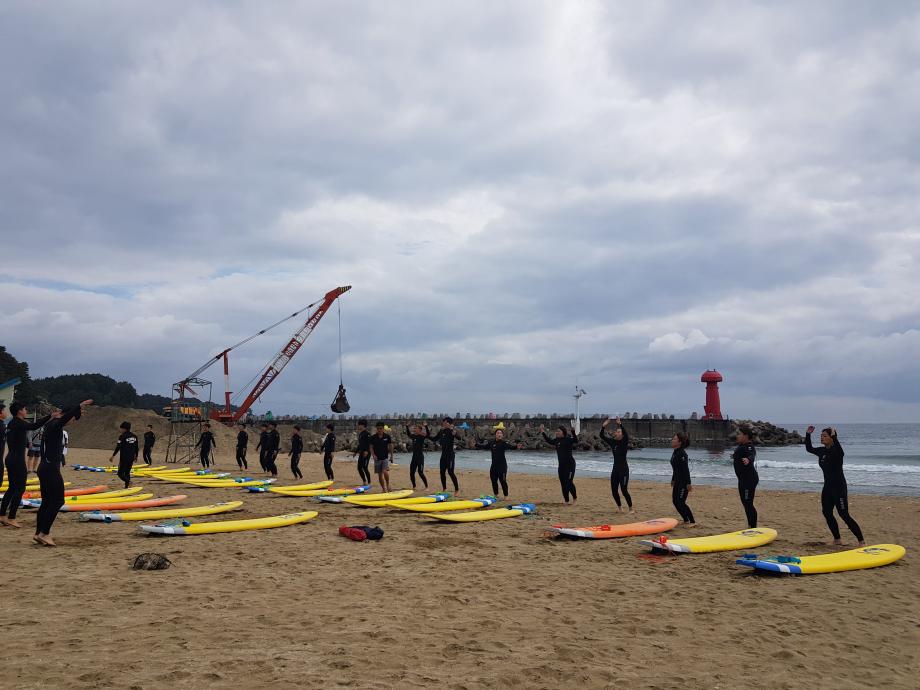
[
  {"xmin": 629, "ymin": 509, "xmax": 638, "ymax": 515},
  {"xmin": 833, "ymin": 539, "xmax": 843, "ymax": 546},
  {"xmin": 3, "ymin": 518, "xmax": 22, "ymax": 529},
  {"xmin": 858, "ymin": 540, "xmax": 866, "ymax": 547},
  {"xmin": 689, "ymin": 522, "xmax": 700, "ymax": 528},
  {"xmin": 35, "ymin": 534, "xmax": 56, "ymax": 546}
]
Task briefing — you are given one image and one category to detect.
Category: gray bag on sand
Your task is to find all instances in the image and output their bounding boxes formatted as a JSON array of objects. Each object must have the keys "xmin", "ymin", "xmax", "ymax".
[{"xmin": 132, "ymin": 553, "xmax": 172, "ymax": 570}]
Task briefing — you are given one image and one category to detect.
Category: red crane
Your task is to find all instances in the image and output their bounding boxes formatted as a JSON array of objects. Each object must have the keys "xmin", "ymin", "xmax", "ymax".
[{"xmin": 178, "ymin": 285, "xmax": 351, "ymax": 426}]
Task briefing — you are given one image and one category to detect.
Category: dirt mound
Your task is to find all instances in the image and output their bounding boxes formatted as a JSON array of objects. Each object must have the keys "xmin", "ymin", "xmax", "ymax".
[{"xmin": 68, "ymin": 406, "xmax": 238, "ymax": 451}]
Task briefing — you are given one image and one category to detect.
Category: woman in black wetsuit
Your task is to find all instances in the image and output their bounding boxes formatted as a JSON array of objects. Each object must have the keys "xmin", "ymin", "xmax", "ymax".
[
  {"xmin": 35, "ymin": 400, "xmax": 92, "ymax": 545},
  {"xmin": 805, "ymin": 426, "xmax": 865, "ymax": 546},
  {"xmin": 475, "ymin": 428, "xmax": 522, "ymax": 498},
  {"xmin": 600, "ymin": 416, "xmax": 634, "ymax": 513},
  {"xmin": 405, "ymin": 423, "xmax": 431, "ymax": 489},
  {"xmin": 1, "ymin": 403, "xmax": 51, "ymax": 528},
  {"xmin": 732, "ymin": 425, "xmax": 759, "ymax": 528},
  {"xmin": 431, "ymin": 418, "xmax": 460, "ymax": 493},
  {"xmin": 670, "ymin": 432, "xmax": 695, "ymax": 526},
  {"xmin": 540, "ymin": 424, "xmax": 578, "ymax": 505}
]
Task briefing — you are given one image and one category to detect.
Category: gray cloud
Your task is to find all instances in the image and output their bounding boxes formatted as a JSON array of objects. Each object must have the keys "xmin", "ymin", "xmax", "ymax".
[{"xmin": 2, "ymin": 1, "xmax": 919, "ymax": 421}]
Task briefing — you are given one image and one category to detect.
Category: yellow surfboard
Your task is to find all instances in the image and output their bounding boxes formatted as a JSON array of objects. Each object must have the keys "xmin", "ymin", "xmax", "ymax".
[
  {"xmin": 64, "ymin": 493, "xmax": 156, "ymax": 504},
  {"xmin": 395, "ymin": 497, "xmax": 498, "ymax": 512},
  {"xmin": 355, "ymin": 493, "xmax": 451, "ymax": 508},
  {"xmin": 427, "ymin": 504, "xmax": 537, "ymax": 522},
  {"xmin": 343, "ymin": 489, "xmax": 414, "ymax": 504},
  {"xmin": 640, "ymin": 527, "xmax": 778, "ymax": 554},
  {"xmin": 737, "ymin": 544, "xmax": 906, "ymax": 574},
  {"xmin": 139, "ymin": 511, "xmax": 317, "ymax": 535},
  {"xmin": 65, "ymin": 487, "xmax": 145, "ymax": 501},
  {"xmin": 270, "ymin": 486, "xmax": 369, "ymax": 497},
  {"xmin": 167, "ymin": 479, "xmax": 273, "ymax": 488},
  {"xmin": 81, "ymin": 501, "xmax": 244, "ymax": 522},
  {"xmin": 269, "ymin": 481, "xmax": 333, "ymax": 492}
]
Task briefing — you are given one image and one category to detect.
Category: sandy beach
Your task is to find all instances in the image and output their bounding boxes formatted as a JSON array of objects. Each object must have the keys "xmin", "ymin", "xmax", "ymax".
[{"xmin": 2, "ymin": 447, "xmax": 918, "ymax": 690}]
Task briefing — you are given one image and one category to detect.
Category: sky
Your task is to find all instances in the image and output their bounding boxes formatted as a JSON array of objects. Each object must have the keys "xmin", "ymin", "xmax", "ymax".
[{"xmin": 1, "ymin": 1, "xmax": 919, "ymax": 422}]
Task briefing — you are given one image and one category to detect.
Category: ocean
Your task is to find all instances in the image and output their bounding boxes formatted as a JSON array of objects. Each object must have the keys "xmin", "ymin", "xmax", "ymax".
[{"xmin": 396, "ymin": 423, "xmax": 920, "ymax": 497}]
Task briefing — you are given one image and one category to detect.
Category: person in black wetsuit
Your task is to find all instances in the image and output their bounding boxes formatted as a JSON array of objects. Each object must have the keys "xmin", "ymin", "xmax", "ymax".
[
  {"xmin": 733, "ymin": 425, "xmax": 759, "ymax": 528},
  {"xmin": 1, "ymin": 402, "xmax": 51, "ymax": 528},
  {"xmin": 289, "ymin": 425, "xmax": 304, "ymax": 479},
  {"xmin": 236, "ymin": 424, "xmax": 249, "ymax": 470},
  {"xmin": 110, "ymin": 421, "xmax": 140, "ymax": 488},
  {"xmin": 267, "ymin": 422, "xmax": 280, "ymax": 477},
  {"xmin": 195, "ymin": 423, "xmax": 216, "ymax": 468},
  {"xmin": 369, "ymin": 422, "xmax": 393, "ymax": 492},
  {"xmin": 670, "ymin": 432, "xmax": 695, "ymax": 525},
  {"xmin": 255, "ymin": 423, "xmax": 270, "ymax": 472},
  {"xmin": 475, "ymin": 428, "xmax": 521, "ymax": 498},
  {"xmin": 600, "ymin": 416, "xmax": 635, "ymax": 513},
  {"xmin": 405, "ymin": 422, "xmax": 431, "ymax": 489},
  {"xmin": 0, "ymin": 403, "xmax": 7, "ymax": 488},
  {"xmin": 541, "ymin": 424, "xmax": 578, "ymax": 505},
  {"xmin": 806, "ymin": 426, "xmax": 865, "ymax": 545},
  {"xmin": 34, "ymin": 400, "xmax": 92, "ymax": 546},
  {"xmin": 354, "ymin": 420, "xmax": 372, "ymax": 484},
  {"xmin": 142, "ymin": 424, "xmax": 155, "ymax": 465},
  {"xmin": 321, "ymin": 423, "xmax": 336, "ymax": 481},
  {"xmin": 431, "ymin": 418, "xmax": 460, "ymax": 493}
]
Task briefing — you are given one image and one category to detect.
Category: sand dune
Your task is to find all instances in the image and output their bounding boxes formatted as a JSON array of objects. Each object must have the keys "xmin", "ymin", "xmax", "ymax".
[{"xmin": 2, "ymin": 447, "xmax": 917, "ymax": 689}]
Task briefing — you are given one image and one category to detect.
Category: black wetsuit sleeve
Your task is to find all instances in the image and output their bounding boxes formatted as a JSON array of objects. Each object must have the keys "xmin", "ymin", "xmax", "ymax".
[
  {"xmin": 25, "ymin": 415, "xmax": 52, "ymax": 431},
  {"xmin": 599, "ymin": 427, "xmax": 613, "ymax": 448},
  {"xmin": 804, "ymin": 432, "xmax": 820, "ymax": 456},
  {"xmin": 541, "ymin": 432, "xmax": 556, "ymax": 446},
  {"xmin": 832, "ymin": 436, "xmax": 844, "ymax": 458},
  {"xmin": 195, "ymin": 436, "xmax": 202, "ymax": 448},
  {"xmin": 620, "ymin": 426, "xmax": 629, "ymax": 446},
  {"xmin": 112, "ymin": 438, "xmax": 121, "ymax": 456}
]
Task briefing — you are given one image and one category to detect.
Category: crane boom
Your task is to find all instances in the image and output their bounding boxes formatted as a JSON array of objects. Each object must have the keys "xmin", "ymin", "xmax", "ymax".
[{"xmin": 215, "ymin": 285, "xmax": 351, "ymax": 424}]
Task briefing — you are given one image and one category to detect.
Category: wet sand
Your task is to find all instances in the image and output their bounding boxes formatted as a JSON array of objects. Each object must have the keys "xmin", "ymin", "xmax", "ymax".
[{"xmin": 2, "ymin": 447, "xmax": 918, "ymax": 689}]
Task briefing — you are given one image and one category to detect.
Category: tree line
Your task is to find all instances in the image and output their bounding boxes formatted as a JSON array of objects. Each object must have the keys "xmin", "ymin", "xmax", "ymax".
[{"xmin": 1, "ymin": 346, "xmax": 171, "ymax": 411}]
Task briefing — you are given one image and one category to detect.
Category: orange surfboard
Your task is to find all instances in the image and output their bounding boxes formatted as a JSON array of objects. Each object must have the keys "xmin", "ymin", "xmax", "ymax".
[
  {"xmin": 548, "ymin": 518, "xmax": 679, "ymax": 539},
  {"xmin": 22, "ymin": 485, "xmax": 108, "ymax": 500},
  {"xmin": 54, "ymin": 495, "xmax": 187, "ymax": 512}
]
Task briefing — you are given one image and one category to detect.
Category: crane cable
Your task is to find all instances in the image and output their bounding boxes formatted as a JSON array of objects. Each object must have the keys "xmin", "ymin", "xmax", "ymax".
[{"xmin": 337, "ymin": 297, "xmax": 344, "ymax": 386}]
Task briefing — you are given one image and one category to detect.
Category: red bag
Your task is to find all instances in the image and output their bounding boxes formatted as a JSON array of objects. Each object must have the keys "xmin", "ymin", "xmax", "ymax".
[{"xmin": 339, "ymin": 525, "xmax": 367, "ymax": 542}]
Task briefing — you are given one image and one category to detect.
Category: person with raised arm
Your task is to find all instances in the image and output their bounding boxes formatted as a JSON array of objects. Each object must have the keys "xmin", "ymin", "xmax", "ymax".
[
  {"xmin": 1, "ymin": 402, "xmax": 52, "ymax": 528},
  {"xmin": 405, "ymin": 422, "xmax": 431, "ymax": 489},
  {"xmin": 431, "ymin": 417, "xmax": 460, "ymax": 493},
  {"xmin": 34, "ymin": 400, "xmax": 93, "ymax": 546},
  {"xmin": 541, "ymin": 424, "xmax": 578, "ymax": 505},
  {"xmin": 475, "ymin": 427, "xmax": 522, "ymax": 498},
  {"xmin": 600, "ymin": 416, "xmax": 635, "ymax": 513},
  {"xmin": 805, "ymin": 425, "xmax": 865, "ymax": 546}
]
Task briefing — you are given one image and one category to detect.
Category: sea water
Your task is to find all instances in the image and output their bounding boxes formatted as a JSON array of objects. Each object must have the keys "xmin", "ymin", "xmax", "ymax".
[{"xmin": 396, "ymin": 424, "xmax": 920, "ymax": 497}]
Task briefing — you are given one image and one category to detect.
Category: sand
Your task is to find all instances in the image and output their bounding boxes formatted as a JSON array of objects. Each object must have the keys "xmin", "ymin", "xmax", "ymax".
[{"xmin": 2, "ymin": 447, "xmax": 918, "ymax": 689}]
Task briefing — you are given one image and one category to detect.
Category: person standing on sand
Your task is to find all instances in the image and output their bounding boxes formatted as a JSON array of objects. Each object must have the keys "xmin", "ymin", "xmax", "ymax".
[
  {"xmin": 321, "ymin": 423, "xmax": 336, "ymax": 481},
  {"xmin": 354, "ymin": 420, "xmax": 372, "ymax": 484},
  {"xmin": 236, "ymin": 424, "xmax": 249, "ymax": 470},
  {"xmin": 541, "ymin": 424, "xmax": 578, "ymax": 505},
  {"xmin": 1, "ymin": 402, "xmax": 51, "ymax": 528},
  {"xmin": 142, "ymin": 424, "xmax": 155, "ymax": 466},
  {"xmin": 475, "ymin": 428, "xmax": 522, "ymax": 498},
  {"xmin": 34, "ymin": 400, "xmax": 92, "ymax": 546},
  {"xmin": 256, "ymin": 423, "xmax": 270, "ymax": 473},
  {"xmin": 195, "ymin": 423, "xmax": 216, "ymax": 469},
  {"xmin": 670, "ymin": 432, "xmax": 696, "ymax": 526},
  {"xmin": 733, "ymin": 425, "xmax": 759, "ymax": 528},
  {"xmin": 266, "ymin": 422, "xmax": 280, "ymax": 477},
  {"xmin": 290, "ymin": 425, "xmax": 304, "ymax": 479},
  {"xmin": 405, "ymin": 422, "xmax": 431, "ymax": 489},
  {"xmin": 600, "ymin": 416, "xmax": 635, "ymax": 514},
  {"xmin": 27, "ymin": 428, "xmax": 43, "ymax": 474},
  {"xmin": 805, "ymin": 426, "xmax": 865, "ymax": 546},
  {"xmin": 431, "ymin": 417, "xmax": 460, "ymax": 493},
  {"xmin": 369, "ymin": 422, "xmax": 393, "ymax": 492},
  {"xmin": 111, "ymin": 421, "xmax": 139, "ymax": 488},
  {"xmin": 0, "ymin": 403, "xmax": 8, "ymax": 488}
]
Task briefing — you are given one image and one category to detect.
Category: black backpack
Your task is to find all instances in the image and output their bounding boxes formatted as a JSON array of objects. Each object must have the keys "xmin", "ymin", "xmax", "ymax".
[{"xmin": 353, "ymin": 525, "xmax": 384, "ymax": 540}]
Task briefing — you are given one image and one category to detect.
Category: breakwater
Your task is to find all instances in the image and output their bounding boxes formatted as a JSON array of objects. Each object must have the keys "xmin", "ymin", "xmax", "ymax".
[{"xmin": 258, "ymin": 415, "xmax": 801, "ymax": 453}]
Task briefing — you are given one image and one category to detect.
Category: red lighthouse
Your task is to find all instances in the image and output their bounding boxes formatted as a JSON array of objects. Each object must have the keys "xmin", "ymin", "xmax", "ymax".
[{"xmin": 701, "ymin": 370, "xmax": 723, "ymax": 420}]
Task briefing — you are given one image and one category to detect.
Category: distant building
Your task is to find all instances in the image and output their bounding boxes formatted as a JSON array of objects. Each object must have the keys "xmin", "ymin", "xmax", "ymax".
[{"xmin": 0, "ymin": 377, "xmax": 21, "ymax": 407}]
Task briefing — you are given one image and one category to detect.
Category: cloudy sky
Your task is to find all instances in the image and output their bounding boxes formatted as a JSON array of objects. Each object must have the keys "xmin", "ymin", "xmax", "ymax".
[{"xmin": 2, "ymin": 1, "xmax": 918, "ymax": 422}]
